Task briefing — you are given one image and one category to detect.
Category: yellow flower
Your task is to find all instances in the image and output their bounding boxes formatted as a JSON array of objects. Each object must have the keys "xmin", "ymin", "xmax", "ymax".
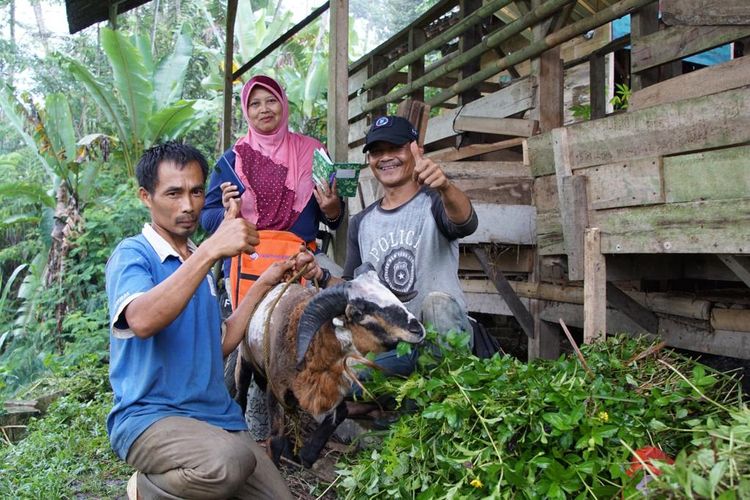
[
  {"xmin": 470, "ymin": 478, "xmax": 483, "ymax": 488},
  {"xmin": 598, "ymin": 411, "xmax": 609, "ymax": 423}
]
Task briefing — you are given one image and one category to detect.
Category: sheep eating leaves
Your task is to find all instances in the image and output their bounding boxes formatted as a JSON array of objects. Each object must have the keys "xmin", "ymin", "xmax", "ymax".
[{"xmin": 236, "ymin": 266, "xmax": 425, "ymax": 467}]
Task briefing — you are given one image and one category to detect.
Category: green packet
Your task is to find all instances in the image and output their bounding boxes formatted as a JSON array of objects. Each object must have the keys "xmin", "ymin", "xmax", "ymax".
[{"xmin": 312, "ymin": 148, "xmax": 365, "ymax": 198}]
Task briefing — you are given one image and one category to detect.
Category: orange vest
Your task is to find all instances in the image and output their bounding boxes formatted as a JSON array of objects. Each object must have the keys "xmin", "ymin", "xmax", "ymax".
[{"xmin": 228, "ymin": 230, "xmax": 316, "ymax": 309}]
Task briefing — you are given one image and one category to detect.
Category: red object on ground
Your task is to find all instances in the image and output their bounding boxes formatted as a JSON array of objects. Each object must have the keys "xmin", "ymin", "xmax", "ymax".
[{"xmin": 626, "ymin": 446, "xmax": 675, "ymax": 477}]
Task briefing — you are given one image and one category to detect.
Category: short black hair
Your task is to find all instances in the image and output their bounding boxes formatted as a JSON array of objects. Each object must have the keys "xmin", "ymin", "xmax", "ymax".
[{"xmin": 136, "ymin": 141, "xmax": 209, "ymax": 194}]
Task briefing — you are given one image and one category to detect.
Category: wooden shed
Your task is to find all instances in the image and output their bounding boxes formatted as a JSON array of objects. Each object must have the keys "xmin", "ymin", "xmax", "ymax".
[
  {"xmin": 341, "ymin": 0, "xmax": 750, "ymax": 360},
  {"xmin": 64, "ymin": 0, "xmax": 749, "ymax": 360}
]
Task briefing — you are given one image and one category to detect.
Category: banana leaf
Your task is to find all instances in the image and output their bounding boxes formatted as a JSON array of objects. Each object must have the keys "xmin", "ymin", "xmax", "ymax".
[
  {"xmin": 0, "ymin": 84, "xmax": 54, "ymax": 178},
  {"xmin": 66, "ymin": 59, "xmax": 135, "ymax": 170},
  {"xmin": 76, "ymin": 161, "xmax": 101, "ymax": 203},
  {"xmin": 153, "ymin": 23, "xmax": 194, "ymax": 107},
  {"xmin": 236, "ymin": 1, "xmax": 261, "ymax": 61},
  {"xmin": 101, "ymin": 27, "xmax": 153, "ymax": 145},
  {"xmin": 147, "ymin": 100, "xmax": 202, "ymax": 144},
  {"xmin": 303, "ymin": 24, "xmax": 327, "ymax": 117},
  {"xmin": 2, "ymin": 214, "xmax": 40, "ymax": 226},
  {"xmin": 0, "ymin": 183, "xmax": 55, "ymax": 208},
  {"xmin": 45, "ymin": 94, "xmax": 78, "ymax": 170},
  {"xmin": 136, "ymin": 33, "xmax": 155, "ymax": 75}
]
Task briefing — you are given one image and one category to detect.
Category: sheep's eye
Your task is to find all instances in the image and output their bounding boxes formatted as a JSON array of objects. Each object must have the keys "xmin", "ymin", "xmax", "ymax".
[{"xmin": 346, "ymin": 304, "xmax": 364, "ymax": 323}]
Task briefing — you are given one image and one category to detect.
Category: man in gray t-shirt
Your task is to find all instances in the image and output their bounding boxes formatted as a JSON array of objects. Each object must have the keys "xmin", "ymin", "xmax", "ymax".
[{"xmin": 342, "ymin": 116, "xmax": 479, "ymax": 376}]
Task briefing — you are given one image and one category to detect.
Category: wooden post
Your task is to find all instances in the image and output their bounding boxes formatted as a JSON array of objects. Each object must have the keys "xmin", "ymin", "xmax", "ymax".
[
  {"xmin": 589, "ymin": 53, "xmax": 606, "ymax": 119},
  {"xmin": 368, "ymin": 54, "xmax": 388, "ymax": 118},
  {"xmin": 408, "ymin": 28, "xmax": 426, "ymax": 102},
  {"xmin": 328, "ymin": 0, "xmax": 349, "ymax": 265},
  {"xmin": 222, "ymin": 0, "xmax": 239, "ymax": 151},
  {"xmin": 528, "ymin": 255, "xmax": 561, "ymax": 360},
  {"xmin": 584, "ymin": 228, "xmax": 606, "ymax": 343},
  {"xmin": 718, "ymin": 255, "xmax": 750, "ymax": 288},
  {"xmin": 606, "ymin": 282, "xmax": 659, "ymax": 333},
  {"xmin": 473, "ymin": 248, "xmax": 535, "ymax": 339},
  {"xmin": 560, "ymin": 175, "xmax": 589, "ymax": 280},
  {"xmin": 552, "ymin": 128, "xmax": 590, "ymax": 281},
  {"xmin": 630, "ymin": 1, "xmax": 659, "ymax": 91},
  {"xmin": 459, "ymin": 0, "xmax": 482, "ymax": 105},
  {"xmin": 538, "ymin": 46, "xmax": 564, "ymax": 130},
  {"xmin": 529, "ymin": 2, "xmax": 563, "ymax": 360}
]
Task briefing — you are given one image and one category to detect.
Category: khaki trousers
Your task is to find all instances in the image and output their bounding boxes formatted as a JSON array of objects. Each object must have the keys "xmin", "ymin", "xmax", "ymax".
[{"xmin": 126, "ymin": 416, "xmax": 292, "ymax": 500}]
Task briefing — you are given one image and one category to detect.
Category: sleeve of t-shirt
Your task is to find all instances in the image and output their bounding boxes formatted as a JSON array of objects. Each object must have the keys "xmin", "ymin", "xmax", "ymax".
[
  {"xmin": 341, "ymin": 213, "xmax": 363, "ymax": 280},
  {"xmin": 200, "ymin": 150, "xmax": 233, "ymax": 235},
  {"xmin": 428, "ymin": 190, "xmax": 479, "ymax": 240},
  {"xmin": 105, "ymin": 241, "xmax": 156, "ymax": 339}
]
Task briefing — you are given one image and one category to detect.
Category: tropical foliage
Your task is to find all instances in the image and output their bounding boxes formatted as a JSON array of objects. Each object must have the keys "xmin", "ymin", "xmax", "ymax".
[
  {"xmin": 66, "ymin": 24, "xmax": 211, "ymax": 176},
  {"xmin": 0, "ymin": 0, "xmax": 333, "ymax": 402}
]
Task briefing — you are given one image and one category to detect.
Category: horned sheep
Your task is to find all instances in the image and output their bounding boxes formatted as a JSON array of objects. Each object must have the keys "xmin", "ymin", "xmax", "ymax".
[{"xmin": 236, "ymin": 267, "xmax": 425, "ymax": 467}]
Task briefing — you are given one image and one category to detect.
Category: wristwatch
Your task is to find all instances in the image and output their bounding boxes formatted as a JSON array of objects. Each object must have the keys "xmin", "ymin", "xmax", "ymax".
[{"xmin": 318, "ymin": 267, "xmax": 331, "ymax": 288}]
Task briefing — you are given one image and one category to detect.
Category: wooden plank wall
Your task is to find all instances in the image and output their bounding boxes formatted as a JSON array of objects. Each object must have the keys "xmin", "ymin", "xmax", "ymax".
[
  {"xmin": 344, "ymin": 0, "xmax": 750, "ymax": 358},
  {"xmin": 527, "ymin": 81, "xmax": 750, "ymax": 257},
  {"xmin": 523, "ymin": 1, "xmax": 750, "ymax": 356}
]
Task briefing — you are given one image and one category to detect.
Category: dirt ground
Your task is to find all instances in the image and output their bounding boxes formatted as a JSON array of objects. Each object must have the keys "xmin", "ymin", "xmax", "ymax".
[{"xmin": 279, "ymin": 443, "xmax": 345, "ymax": 499}]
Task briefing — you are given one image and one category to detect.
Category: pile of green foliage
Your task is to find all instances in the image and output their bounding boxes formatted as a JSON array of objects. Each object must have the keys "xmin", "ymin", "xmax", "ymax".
[
  {"xmin": 338, "ymin": 334, "xmax": 745, "ymax": 499},
  {"xmin": 651, "ymin": 406, "xmax": 750, "ymax": 498}
]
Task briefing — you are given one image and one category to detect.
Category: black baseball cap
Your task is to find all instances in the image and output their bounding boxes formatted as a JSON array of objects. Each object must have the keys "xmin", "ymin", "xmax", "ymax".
[{"xmin": 362, "ymin": 116, "xmax": 419, "ymax": 153}]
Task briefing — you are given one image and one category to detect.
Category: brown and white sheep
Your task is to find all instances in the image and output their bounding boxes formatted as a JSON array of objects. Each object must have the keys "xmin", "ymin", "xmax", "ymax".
[{"xmin": 236, "ymin": 267, "xmax": 424, "ymax": 467}]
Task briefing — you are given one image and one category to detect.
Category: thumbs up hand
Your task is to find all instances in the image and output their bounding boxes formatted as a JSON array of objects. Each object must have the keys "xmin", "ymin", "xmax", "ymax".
[
  {"xmin": 410, "ymin": 141, "xmax": 450, "ymax": 192},
  {"xmin": 225, "ymin": 196, "xmax": 240, "ymax": 220},
  {"xmin": 203, "ymin": 197, "xmax": 259, "ymax": 259}
]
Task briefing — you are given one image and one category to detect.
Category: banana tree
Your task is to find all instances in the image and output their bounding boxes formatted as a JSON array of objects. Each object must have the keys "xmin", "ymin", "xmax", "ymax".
[
  {"xmin": 0, "ymin": 85, "xmax": 108, "ymax": 350},
  {"xmin": 66, "ymin": 23, "xmax": 212, "ymax": 176}
]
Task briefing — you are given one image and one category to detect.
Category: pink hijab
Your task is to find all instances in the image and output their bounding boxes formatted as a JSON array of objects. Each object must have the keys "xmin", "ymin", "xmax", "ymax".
[{"xmin": 233, "ymin": 75, "xmax": 320, "ymax": 225}]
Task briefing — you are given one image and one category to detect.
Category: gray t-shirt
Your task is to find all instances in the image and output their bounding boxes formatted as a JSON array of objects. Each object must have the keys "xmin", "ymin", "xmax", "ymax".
[{"xmin": 343, "ymin": 187, "xmax": 479, "ymax": 318}]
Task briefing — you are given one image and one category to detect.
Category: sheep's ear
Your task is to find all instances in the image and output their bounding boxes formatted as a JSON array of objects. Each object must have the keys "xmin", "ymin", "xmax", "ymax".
[{"xmin": 296, "ymin": 283, "xmax": 350, "ymax": 368}]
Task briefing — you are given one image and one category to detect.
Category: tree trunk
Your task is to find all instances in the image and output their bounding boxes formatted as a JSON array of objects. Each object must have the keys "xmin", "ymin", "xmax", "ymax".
[
  {"xmin": 44, "ymin": 183, "xmax": 82, "ymax": 352},
  {"xmin": 9, "ymin": 0, "xmax": 15, "ymax": 87},
  {"xmin": 151, "ymin": 0, "xmax": 161, "ymax": 54},
  {"xmin": 10, "ymin": 0, "xmax": 15, "ymax": 46},
  {"xmin": 30, "ymin": 0, "xmax": 49, "ymax": 55}
]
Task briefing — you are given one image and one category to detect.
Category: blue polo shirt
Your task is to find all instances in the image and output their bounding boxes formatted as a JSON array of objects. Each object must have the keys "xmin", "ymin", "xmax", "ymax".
[{"xmin": 105, "ymin": 224, "xmax": 247, "ymax": 460}]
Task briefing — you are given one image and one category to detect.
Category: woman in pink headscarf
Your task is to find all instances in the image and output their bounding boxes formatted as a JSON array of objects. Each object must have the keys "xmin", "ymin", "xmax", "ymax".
[
  {"xmin": 202, "ymin": 75, "xmax": 341, "ymax": 441},
  {"xmin": 201, "ymin": 75, "xmax": 343, "ymax": 302}
]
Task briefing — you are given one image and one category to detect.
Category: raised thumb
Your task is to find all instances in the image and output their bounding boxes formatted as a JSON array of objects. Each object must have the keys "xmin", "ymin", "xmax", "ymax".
[
  {"xmin": 409, "ymin": 140, "xmax": 423, "ymax": 160},
  {"xmin": 225, "ymin": 198, "xmax": 240, "ymax": 220}
]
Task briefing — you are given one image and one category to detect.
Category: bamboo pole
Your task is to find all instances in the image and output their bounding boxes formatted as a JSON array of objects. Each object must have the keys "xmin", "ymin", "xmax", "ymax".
[
  {"xmin": 363, "ymin": 0, "xmax": 654, "ymax": 112},
  {"xmin": 363, "ymin": 0, "xmax": 576, "ymax": 113},
  {"xmin": 222, "ymin": 0, "xmax": 238, "ymax": 151},
  {"xmin": 559, "ymin": 319, "xmax": 595, "ymax": 378},
  {"xmin": 426, "ymin": 0, "xmax": 655, "ymax": 106},
  {"xmin": 361, "ymin": 0, "xmax": 516, "ymax": 92},
  {"xmin": 711, "ymin": 308, "xmax": 750, "ymax": 333}
]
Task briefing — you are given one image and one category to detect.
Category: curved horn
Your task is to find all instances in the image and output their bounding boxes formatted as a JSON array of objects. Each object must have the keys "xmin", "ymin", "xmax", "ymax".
[{"xmin": 296, "ymin": 282, "xmax": 351, "ymax": 367}]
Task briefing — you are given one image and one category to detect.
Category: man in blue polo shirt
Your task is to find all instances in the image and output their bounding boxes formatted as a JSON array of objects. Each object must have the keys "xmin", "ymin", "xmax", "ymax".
[{"xmin": 106, "ymin": 142, "xmax": 295, "ymax": 499}]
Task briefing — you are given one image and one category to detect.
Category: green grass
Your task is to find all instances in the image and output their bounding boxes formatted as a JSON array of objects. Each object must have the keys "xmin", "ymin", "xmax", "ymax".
[{"xmin": 0, "ymin": 357, "xmax": 131, "ymax": 498}]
